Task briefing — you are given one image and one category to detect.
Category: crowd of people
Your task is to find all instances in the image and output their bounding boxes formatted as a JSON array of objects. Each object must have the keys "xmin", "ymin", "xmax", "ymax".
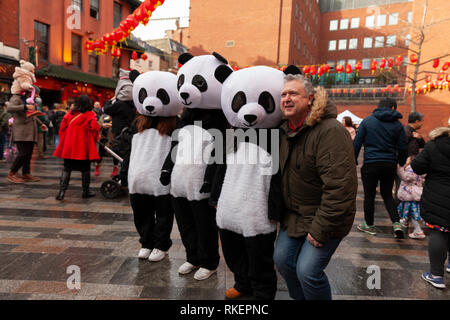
[{"xmin": 2, "ymin": 57, "xmax": 450, "ymax": 299}]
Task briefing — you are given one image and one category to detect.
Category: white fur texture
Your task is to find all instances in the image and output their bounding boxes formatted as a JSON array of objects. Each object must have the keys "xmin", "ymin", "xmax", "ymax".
[
  {"xmin": 132, "ymin": 71, "xmax": 184, "ymax": 117},
  {"xmin": 216, "ymin": 142, "xmax": 277, "ymax": 237},
  {"xmin": 221, "ymin": 66, "xmax": 284, "ymax": 129},
  {"xmin": 128, "ymin": 128, "xmax": 172, "ymax": 196},
  {"xmin": 177, "ymin": 55, "xmax": 226, "ymax": 110},
  {"xmin": 170, "ymin": 125, "xmax": 214, "ymax": 201}
]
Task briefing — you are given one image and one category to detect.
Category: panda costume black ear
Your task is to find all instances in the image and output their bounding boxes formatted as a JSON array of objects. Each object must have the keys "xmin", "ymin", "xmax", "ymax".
[
  {"xmin": 178, "ymin": 53, "xmax": 194, "ymax": 65},
  {"xmin": 212, "ymin": 52, "xmax": 228, "ymax": 65},
  {"xmin": 215, "ymin": 65, "xmax": 233, "ymax": 84},
  {"xmin": 129, "ymin": 70, "xmax": 140, "ymax": 83},
  {"xmin": 283, "ymin": 65, "xmax": 302, "ymax": 76}
]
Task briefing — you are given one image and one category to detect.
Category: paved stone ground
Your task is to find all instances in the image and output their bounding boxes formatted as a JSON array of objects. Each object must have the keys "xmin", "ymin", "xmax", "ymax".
[{"xmin": 0, "ymin": 145, "xmax": 449, "ymax": 300}]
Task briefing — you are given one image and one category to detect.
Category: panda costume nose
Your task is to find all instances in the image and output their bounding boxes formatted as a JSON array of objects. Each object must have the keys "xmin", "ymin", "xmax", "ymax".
[
  {"xmin": 244, "ymin": 114, "xmax": 257, "ymax": 123},
  {"xmin": 180, "ymin": 92, "xmax": 190, "ymax": 100},
  {"xmin": 146, "ymin": 106, "xmax": 155, "ymax": 112}
]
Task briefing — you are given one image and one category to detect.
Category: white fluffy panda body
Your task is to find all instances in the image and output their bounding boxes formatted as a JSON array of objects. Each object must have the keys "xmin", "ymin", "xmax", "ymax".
[
  {"xmin": 216, "ymin": 66, "xmax": 285, "ymax": 237},
  {"xmin": 128, "ymin": 70, "xmax": 183, "ymax": 196}
]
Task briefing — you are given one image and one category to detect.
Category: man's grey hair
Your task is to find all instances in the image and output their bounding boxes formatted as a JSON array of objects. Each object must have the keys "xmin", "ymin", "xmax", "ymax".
[{"xmin": 284, "ymin": 74, "xmax": 315, "ymax": 96}]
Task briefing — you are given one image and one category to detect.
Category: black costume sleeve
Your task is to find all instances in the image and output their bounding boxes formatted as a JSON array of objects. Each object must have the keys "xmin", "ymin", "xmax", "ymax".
[
  {"xmin": 209, "ymin": 163, "xmax": 227, "ymax": 207},
  {"xmin": 160, "ymin": 117, "xmax": 181, "ymax": 186},
  {"xmin": 268, "ymin": 170, "xmax": 285, "ymax": 222}
]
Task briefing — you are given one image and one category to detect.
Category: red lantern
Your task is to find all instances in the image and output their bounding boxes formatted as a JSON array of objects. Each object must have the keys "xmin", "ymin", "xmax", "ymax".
[
  {"xmin": 437, "ymin": 72, "xmax": 445, "ymax": 81},
  {"xmin": 425, "ymin": 74, "xmax": 432, "ymax": 83},
  {"xmin": 144, "ymin": 0, "xmax": 154, "ymax": 12},
  {"xmin": 331, "ymin": 89, "xmax": 336, "ymax": 94},
  {"xmin": 343, "ymin": 89, "xmax": 348, "ymax": 94},
  {"xmin": 116, "ymin": 48, "xmax": 121, "ymax": 58},
  {"xmin": 345, "ymin": 64, "xmax": 352, "ymax": 74},
  {"xmin": 335, "ymin": 64, "xmax": 344, "ymax": 73},
  {"xmin": 410, "ymin": 53, "xmax": 418, "ymax": 64},
  {"xmin": 355, "ymin": 62, "xmax": 362, "ymax": 74},
  {"xmin": 362, "ymin": 88, "xmax": 368, "ymax": 94},
  {"xmin": 310, "ymin": 66, "xmax": 317, "ymax": 76},
  {"xmin": 388, "ymin": 57, "xmax": 394, "ymax": 70},
  {"xmin": 141, "ymin": 53, "xmax": 148, "ymax": 61},
  {"xmin": 336, "ymin": 89, "xmax": 341, "ymax": 94},
  {"xmin": 103, "ymin": 33, "xmax": 112, "ymax": 45},
  {"xmin": 115, "ymin": 30, "xmax": 124, "ymax": 42},
  {"xmin": 318, "ymin": 66, "xmax": 324, "ymax": 79},
  {"xmin": 111, "ymin": 47, "xmax": 116, "ymax": 57},
  {"xmin": 372, "ymin": 88, "xmax": 377, "ymax": 94},
  {"xmin": 132, "ymin": 51, "xmax": 138, "ymax": 61},
  {"xmin": 324, "ymin": 64, "xmax": 330, "ymax": 73},
  {"xmin": 442, "ymin": 61, "xmax": 450, "ymax": 71},
  {"xmin": 85, "ymin": 41, "xmax": 94, "ymax": 53},
  {"xmin": 446, "ymin": 74, "xmax": 450, "ymax": 82},
  {"xmin": 433, "ymin": 59, "xmax": 440, "ymax": 69},
  {"xmin": 302, "ymin": 66, "xmax": 310, "ymax": 74},
  {"xmin": 370, "ymin": 60, "xmax": 377, "ymax": 74},
  {"xmin": 380, "ymin": 58, "xmax": 386, "ymax": 71},
  {"xmin": 395, "ymin": 56, "xmax": 403, "ymax": 69},
  {"xmin": 350, "ymin": 89, "xmax": 355, "ymax": 94}
]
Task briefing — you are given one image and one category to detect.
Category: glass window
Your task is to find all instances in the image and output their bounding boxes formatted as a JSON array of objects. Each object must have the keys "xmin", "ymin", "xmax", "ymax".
[
  {"xmin": 388, "ymin": 13, "xmax": 398, "ymax": 25},
  {"xmin": 386, "ymin": 35, "xmax": 396, "ymax": 47},
  {"xmin": 363, "ymin": 37, "xmax": 372, "ymax": 48},
  {"xmin": 295, "ymin": 3, "xmax": 298, "ymax": 17},
  {"xmin": 365, "ymin": 15, "xmax": 375, "ymax": 28},
  {"xmin": 328, "ymin": 40, "xmax": 336, "ymax": 51},
  {"xmin": 114, "ymin": 2, "xmax": 122, "ymax": 28},
  {"xmin": 338, "ymin": 39, "xmax": 347, "ymax": 50},
  {"xmin": 327, "ymin": 61, "xmax": 335, "ymax": 70},
  {"xmin": 347, "ymin": 59, "xmax": 356, "ymax": 67},
  {"xmin": 71, "ymin": 0, "xmax": 82, "ymax": 11},
  {"xmin": 297, "ymin": 38, "xmax": 301, "ymax": 50},
  {"xmin": 349, "ymin": 38, "xmax": 358, "ymax": 50},
  {"xmin": 304, "ymin": 21, "xmax": 307, "ymax": 31},
  {"xmin": 405, "ymin": 34, "xmax": 411, "ymax": 46},
  {"xmin": 340, "ymin": 18, "xmax": 349, "ymax": 30},
  {"xmin": 350, "ymin": 17, "xmax": 359, "ymax": 29},
  {"xmin": 329, "ymin": 20, "xmax": 338, "ymax": 31},
  {"xmin": 90, "ymin": 0, "xmax": 99, "ymax": 19},
  {"xmin": 294, "ymin": 31, "xmax": 297, "ymax": 45},
  {"xmin": 374, "ymin": 36, "xmax": 384, "ymax": 48},
  {"xmin": 89, "ymin": 53, "xmax": 98, "ymax": 73},
  {"xmin": 377, "ymin": 14, "xmax": 386, "ymax": 27},
  {"xmin": 71, "ymin": 33, "xmax": 82, "ymax": 68},
  {"xmin": 362, "ymin": 58, "xmax": 371, "ymax": 70},
  {"xmin": 408, "ymin": 11, "xmax": 412, "ymax": 24},
  {"xmin": 299, "ymin": 10, "xmax": 303, "ymax": 23},
  {"xmin": 338, "ymin": 59, "xmax": 346, "ymax": 66},
  {"xmin": 34, "ymin": 21, "xmax": 49, "ymax": 61}
]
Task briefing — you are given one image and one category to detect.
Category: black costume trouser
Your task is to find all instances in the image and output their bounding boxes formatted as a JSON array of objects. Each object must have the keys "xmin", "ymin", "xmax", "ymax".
[
  {"xmin": 361, "ymin": 162, "xmax": 399, "ymax": 226},
  {"xmin": 219, "ymin": 229, "xmax": 277, "ymax": 300},
  {"xmin": 172, "ymin": 197, "xmax": 219, "ymax": 270},
  {"xmin": 10, "ymin": 141, "xmax": 35, "ymax": 175},
  {"xmin": 428, "ymin": 229, "xmax": 450, "ymax": 277},
  {"xmin": 130, "ymin": 194, "xmax": 174, "ymax": 251}
]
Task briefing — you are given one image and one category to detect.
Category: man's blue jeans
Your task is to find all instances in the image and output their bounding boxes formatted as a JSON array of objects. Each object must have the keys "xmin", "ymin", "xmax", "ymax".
[{"xmin": 273, "ymin": 229, "xmax": 341, "ymax": 300}]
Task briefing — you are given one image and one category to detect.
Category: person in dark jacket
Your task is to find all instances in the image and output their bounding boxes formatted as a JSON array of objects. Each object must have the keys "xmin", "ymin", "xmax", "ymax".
[
  {"xmin": 101, "ymin": 69, "xmax": 137, "ymax": 177},
  {"xmin": 354, "ymin": 98, "xmax": 408, "ymax": 238},
  {"xmin": 411, "ymin": 127, "xmax": 450, "ymax": 289},
  {"xmin": 53, "ymin": 103, "xmax": 68, "ymax": 146},
  {"xmin": 273, "ymin": 75, "xmax": 357, "ymax": 300},
  {"xmin": 405, "ymin": 112, "xmax": 425, "ymax": 157}
]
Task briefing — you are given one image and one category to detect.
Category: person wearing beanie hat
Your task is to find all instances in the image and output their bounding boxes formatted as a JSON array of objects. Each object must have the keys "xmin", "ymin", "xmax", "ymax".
[{"xmin": 10, "ymin": 60, "xmax": 36, "ymax": 94}]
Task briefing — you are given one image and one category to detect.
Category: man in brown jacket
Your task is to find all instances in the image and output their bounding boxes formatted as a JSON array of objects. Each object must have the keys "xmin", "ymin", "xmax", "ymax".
[
  {"xmin": 273, "ymin": 74, "xmax": 357, "ymax": 300},
  {"xmin": 6, "ymin": 88, "xmax": 47, "ymax": 183}
]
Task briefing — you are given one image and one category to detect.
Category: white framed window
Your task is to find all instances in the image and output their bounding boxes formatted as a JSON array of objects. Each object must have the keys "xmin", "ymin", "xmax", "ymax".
[
  {"xmin": 328, "ymin": 40, "xmax": 336, "ymax": 51},
  {"xmin": 386, "ymin": 35, "xmax": 396, "ymax": 47},
  {"xmin": 408, "ymin": 11, "xmax": 412, "ymax": 24},
  {"xmin": 338, "ymin": 39, "xmax": 347, "ymax": 50},
  {"xmin": 297, "ymin": 39, "xmax": 301, "ymax": 50},
  {"xmin": 308, "ymin": 25, "xmax": 310, "ymax": 35},
  {"xmin": 405, "ymin": 34, "xmax": 411, "ymax": 46},
  {"xmin": 363, "ymin": 37, "xmax": 372, "ymax": 48},
  {"xmin": 294, "ymin": 31, "xmax": 297, "ymax": 45},
  {"xmin": 365, "ymin": 15, "xmax": 375, "ymax": 28},
  {"xmin": 377, "ymin": 14, "xmax": 386, "ymax": 27},
  {"xmin": 327, "ymin": 61, "xmax": 335, "ymax": 70},
  {"xmin": 329, "ymin": 20, "xmax": 338, "ymax": 31},
  {"xmin": 299, "ymin": 10, "xmax": 303, "ymax": 23},
  {"xmin": 304, "ymin": 21, "xmax": 307, "ymax": 31},
  {"xmin": 350, "ymin": 17, "xmax": 360, "ymax": 29},
  {"xmin": 340, "ymin": 18, "xmax": 349, "ymax": 30},
  {"xmin": 347, "ymin": 59, "xmax": 356, "ymax": 67},
  {"xmin": 338, "ymin": 59, "xmax": 346, "ymax": 66},
  {"xmin": 389, "ymin": 13, "xmax": 398, "ymax": 25},
  {"xmin": 374, "ymin": 36, "xmax": 384, "ymax": 48},
  {"xmin": 349, "ymin": 38, "xmax": 358, "ymax": 50},
  {"xmin": 296, "ymin": 3, "xmax": 298, "ymax": 17},
  {"xmin": 362, "ymin": 58, "xmax": 371, "ymax": 70}
]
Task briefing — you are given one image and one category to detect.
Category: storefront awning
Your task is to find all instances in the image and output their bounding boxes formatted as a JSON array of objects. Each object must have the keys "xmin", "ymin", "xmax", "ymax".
[{"xmin": 35, "ymin": 64, "xmax": 118, "ymax": 89}]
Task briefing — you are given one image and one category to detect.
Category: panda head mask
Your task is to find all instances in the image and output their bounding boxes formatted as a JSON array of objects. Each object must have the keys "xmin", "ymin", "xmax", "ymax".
[
  {"xmin": 177, "ymin": 52, "xmax": 233, "ymax": 110},
  {"xmin": 130, "ymin": 70, "xmax": 184, "ymax": 117},
  {"xmin": 218, "ymin": 65, "xmax": 302, "ymax": 129}
]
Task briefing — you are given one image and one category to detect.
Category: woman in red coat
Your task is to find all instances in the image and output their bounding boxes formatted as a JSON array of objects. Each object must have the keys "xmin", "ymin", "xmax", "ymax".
[{"xmin": 54, "ymin": 95, "xmax": 100, "ymax": 200}]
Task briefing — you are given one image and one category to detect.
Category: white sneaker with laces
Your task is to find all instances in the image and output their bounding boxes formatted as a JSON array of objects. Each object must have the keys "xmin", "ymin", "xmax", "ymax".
[
  {"xmin": 194, "ymin": 268, "xmax": 217, "ymax": 281},
  {"xmin": 138, "ymin": 248, "xmax": 152, "ymax": 259},
  {"xmin": 178, "ymin": 262, "xmax": 197, "ymax": 275},
  {"xmin": 148, "ymin": 249, "xmax": 168, "ymax": 262},
  {"xmin": 409, "ymin": 231, "xmax": 426, "ymax": 239}
]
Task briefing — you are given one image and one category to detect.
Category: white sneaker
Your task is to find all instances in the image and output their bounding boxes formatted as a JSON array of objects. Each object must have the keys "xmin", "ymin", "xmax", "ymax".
[
  {"xmin": 138, "ymin": 248, "xmax": 152, "ymax": 259},
  {"xmin": 400, "ymin": 218, "xmax": 408, "ymax": 229},
  {"xmin": 178, "ymin": 262, "xmax": 197, "ymax": 275},
  {"xmin": 194, "ymin": 268, "xmax": 217, "ymax": 281},
  {"xmin": 148, "ymin": 249, "xmax": 168, "ymax": 262},
  {"xmin": 409, "ymin": 231, "xmax": 426, "ymax": 239}
]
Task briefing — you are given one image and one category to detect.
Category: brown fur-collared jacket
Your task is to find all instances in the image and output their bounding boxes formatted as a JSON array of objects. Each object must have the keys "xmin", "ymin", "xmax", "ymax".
[{"xmin": 279, "ymin": 87, "xmax": 358, "ymax": 243}]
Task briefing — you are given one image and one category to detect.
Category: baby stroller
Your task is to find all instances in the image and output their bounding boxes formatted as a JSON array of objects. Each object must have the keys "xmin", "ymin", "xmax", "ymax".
[{"xmin": 99, "ymin": 141, "xmax": 124, "ymax": 199}]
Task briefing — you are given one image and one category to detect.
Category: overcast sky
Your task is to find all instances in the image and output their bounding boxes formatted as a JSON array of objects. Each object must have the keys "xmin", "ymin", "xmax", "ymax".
[{"xmin": 132, "ymin": 0, "xmax": 190, "ymax": 40}]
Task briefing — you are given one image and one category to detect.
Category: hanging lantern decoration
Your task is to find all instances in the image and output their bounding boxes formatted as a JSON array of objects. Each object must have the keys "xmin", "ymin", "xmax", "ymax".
[
  {"xmin": 355, "ymin": 62, "xmax": 362, "ymax": 75},
  {"xmin": 372, "ymin": 88, "xmax": 377, "ymax": 95},
  {"xmin": 437, "ymin": 72, "xmax": 445, "ymax": 81},
  {"xmin": 388, "ymin": 57, "xmax": 394, "ymax": 70},
  {"xmin": 393, "ymin": 84, "xmax": 400, "ymax": 93},
  {"xmin": 132, "ymin": 51, "xmax": 138, "ymax": 61},
  {"xmin": 442, "ymin": 61, "xmax": 450, "ymax": 71},
  {"xmin": 410, "ymin": 53, "xmax": 418, "ymax": 64},
  {"xmin": 302, "ymin": 65, "xmax": 310, "ymax": 75},
  {"xmin": 362, "ymin": 88, "xmax": 368, "ymax": 94},
  {"xmin": 379, "ymin": 58, "xmax": 387, "ymax": 71},
  {"xmin": 350, "ymin": 89, "xmax": 355, "ymax": 95},
  {"xmin": 335, "ymin": 64, "xmax": 344, "ymax": 74},
  {"xmin": 85, "ymin": 40, "xmax": 94, "ymax": 54},
  {"xmin": 395, "ymin": 55, "xmax": 403, "ymax": 69},
  {"xmin": 318, "ymin": 66, "xmax": 324, "ymax": 79},
  {"xmin": 331, "ymin": 89, "xmax": 336, "ymax": 94},
  {"xmin": 111, "ymin": 47, "xmax": 116, "ymax": 58},
  {"xmin": 370, "ymin": 60, "xmax": 378, "ymax": 74},
  {"xmin": 446, "ymin": 74, "xmax": 450, "ymax": 82},
  {"xmin": 310, "ymin": 66, "xmax": 317, "ymax": 78},
  {"xmin": 141, "ymin": 53, "xmax": 148, "ymax": 61},
  {"xmin": 433, "ymin": 58, "xmax": 440, "ymax": 69},
  {"xmin": 103, "ymin": 33, "xmax": 112, "ymax": 46},
  {"xmin": 115, "ymin": 48, "xmax": 121, "ymax": 58},
  {"xmin": 324, "ymin": 64, "xmax": 330, "ymax": 74},
  {"xmin": 345, "ymin": 64, "xmax": 352, "ymax": 75},
  {"xmin": 336, "ymin": 89, "xmax": 341, "ymax": 94}
]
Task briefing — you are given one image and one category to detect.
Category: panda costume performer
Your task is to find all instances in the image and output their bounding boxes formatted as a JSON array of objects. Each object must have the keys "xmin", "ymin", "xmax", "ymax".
[
  {"xmin": 127, "ymin": 70, "xmax": 183, "ymax": 262},
  {"xmin": 209, "ymin": 65, "xmax": 302, "ymax": 299},
  {"xmin": 160, "ymin": 52, "xmax": 231, "ymax": 280}
]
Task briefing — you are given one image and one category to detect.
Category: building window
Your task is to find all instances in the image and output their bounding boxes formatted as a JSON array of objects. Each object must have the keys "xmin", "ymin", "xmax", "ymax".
[
  {"xmin": 374, "ymin": 36, "xmax": 384, "ymax": 48},
  {"xmin": 365, "ymin": 15, "xmax": 375, "ymax": 28},
  {"xmin": 349, "ymin": 38, "xmax": 358, "ymax": 50},
  {"xmin": 304, "ymin": 21, "xmax": 307, "ymax": 31},
  {"xmin": 90, "ymin": 0, "xmax": 99, "ymax": 19},
  {"xmin": 350, "ymin": 17, "xmax": 359, "ymax": 29},
  {"xmin": 347, "ymin": 59, "xmax": 356, "ymax": 67},
  {"xmin": 295, "ymin": 3, "xmax": 298, "ymax": 17},
  {"xmin": 328, "ymin": 40, "xmax": 336, "ymax": 51},
  {"xmin": 337, "ymin": 59, "xmax": 346, "ymax": 67},
  {"xmin": 340, "ymin": 18, "xmax": 349, "ymax": 30},
  {"xmin": 114, "ymin": 2, "xmax": 122, "ymax": 28},
  {"xmin": 294, "ymin": 31, "xmax": 297, "ymax": 45},
  {"xmin": 405, "ymin": 34, "xmax": 411, "ymax": 46},
  {"xmin": 388, "ymin": 13, "xmax": 398, "ymax": 25},
  {"xmin": 34, "ymin": 21, "xmax": 49, "ymax": 61},
  {"xmin": 362, "ymin": 58, "xmax": 371, "ymax": 70},
  {"xmin": 299, "ymin": 10, "xmax": 303, "ymax": 23},
  {"xmin": 338, "ymin": 39, "xmax": 347, "ymax": 50},
  {"xmin": 386, "ymin": 35, "xmax": 396, "ymax": 47},
  {"xmin": 112, "ymin": 57, "xmax": 120, "ymax": 78},
  {"xmin": 89, "ymin": 53, "xmax": 98, "ymax": 73},
  {"xmin": 71, "ymin": 0, "xmax": 82, "ymax": 11},
  {"xmin": 308, "ymin": 25, "xmax": 310, "ymax": 35},
  {"xmin": 71, "ymin": 33, "xmax": 82, "ymax": 68},
  {"xmin": 407, "ymin": 11, "xmax": 412, "ymax": 24},
  {"xmin": 330, "ymin": 20, "xmax": 338, "ymax": 31},
  {"xmin": 327, "ymin": 61, "xmax": 335, "ymax": 70},
  {"xmin": 297, "ymin": 38, "xmax": 301, "ymax": 50},
  {"xmin": 377, "ymin": 14, "xmax": 386, "ymax": 27},
  {"xmin": 363, "ymin": 37, "xmax": 372, "ymax": 48}
]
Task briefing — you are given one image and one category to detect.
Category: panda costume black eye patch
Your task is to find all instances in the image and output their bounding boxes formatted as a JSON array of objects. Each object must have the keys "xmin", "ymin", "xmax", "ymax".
[
  {"xmin": 177, "ymin": 74, "xmax": 185, "ymax": 90},
  {"xmin": 157, "ymin": 89, "xmax": 170, "ymax": 105},
  {"xmin": 138, "ymin": 88, "xmax": 147, "ymax": 104},
  {"xmin": 232, "ymin": 91, "xmax": 247, "ymax": 113},
  {"xmin": 258, "ymin": 91, "xmax": 275, "ymax": 113},
  {"xmin": 192, "ymin": 75, "xmax": 208, "ymax": 92}
]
